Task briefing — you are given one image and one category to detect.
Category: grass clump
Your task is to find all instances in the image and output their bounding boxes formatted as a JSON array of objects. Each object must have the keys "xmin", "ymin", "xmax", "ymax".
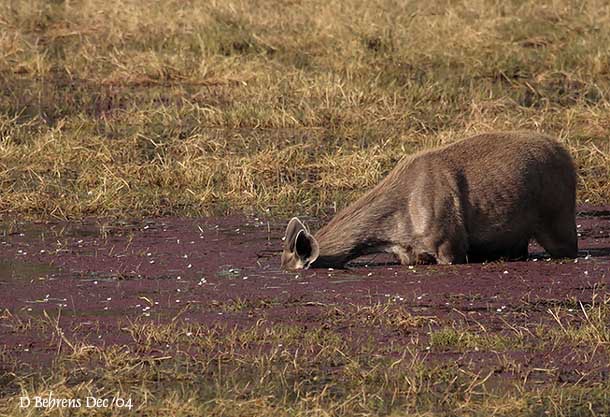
[{"xmin": 428, "ymin": 326, "xmax": 519, "ymax": 352}]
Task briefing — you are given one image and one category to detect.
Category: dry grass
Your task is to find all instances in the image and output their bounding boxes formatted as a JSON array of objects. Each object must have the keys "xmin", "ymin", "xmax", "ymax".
[{"xmin": 1, "ymin": 0, "xmax": 609, "ymax": 219}]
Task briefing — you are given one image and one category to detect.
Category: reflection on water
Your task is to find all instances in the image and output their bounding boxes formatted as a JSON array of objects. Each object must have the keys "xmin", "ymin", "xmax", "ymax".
[
  {"xmin": 328, "ymin": 275, "xmax": 368, "ymax": 284},
  {"xmin": 0, "ymin": 259, "xmax": 57, "ymax": 282}
]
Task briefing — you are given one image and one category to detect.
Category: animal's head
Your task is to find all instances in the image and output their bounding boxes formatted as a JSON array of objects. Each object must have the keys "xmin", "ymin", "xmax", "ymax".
[{"xmin": 281, "ymin": 217, "xmax": 319, "ymax": 270}]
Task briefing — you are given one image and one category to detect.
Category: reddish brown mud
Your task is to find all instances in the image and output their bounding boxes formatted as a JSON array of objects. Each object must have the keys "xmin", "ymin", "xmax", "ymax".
[{"xmin": 1, "ymin": 207, "xmax": 609, "ymax": 384}]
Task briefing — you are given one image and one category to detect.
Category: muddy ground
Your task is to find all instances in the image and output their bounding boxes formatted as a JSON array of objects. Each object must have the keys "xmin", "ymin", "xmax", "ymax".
[{"xmin": 1, "ymin": 206, "xmax": 610, "ymax": 389}]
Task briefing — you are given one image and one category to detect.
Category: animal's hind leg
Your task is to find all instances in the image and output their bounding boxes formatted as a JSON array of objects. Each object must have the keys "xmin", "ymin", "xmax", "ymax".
[{"xmin": 535, "ymin": 210, "xmax": 578, "ymax": 259}]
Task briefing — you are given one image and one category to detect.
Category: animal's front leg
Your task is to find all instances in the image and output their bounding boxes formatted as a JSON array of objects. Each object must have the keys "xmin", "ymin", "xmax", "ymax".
[
  {"xmin": 392, "ymin": 245, "xmax": 436, "ymax": 265},
  {"xmin": 390, "ymin": 245, "xmax": 417, "ymax": 265},
  {"xmin": 435, "ymin": 238, "xmax": 467, "ymax": 265},
  {"xmin": 415, "ymin": 252, "xmax": 437, "ymax": 264},
  {"xmin": 417, "ymin": 227, "xmax": 467, "ymax": 265}
]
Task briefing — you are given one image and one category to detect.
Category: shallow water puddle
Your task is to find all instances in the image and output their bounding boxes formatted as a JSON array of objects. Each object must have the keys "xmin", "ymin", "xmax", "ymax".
[
  {"xmin": 0, "ymin": 213, "xmax": 608, "ymax": 318},
  {"xmin": 328, "ymin": 275, "xmax": 369, "ymax": 284},
  {"xmin": 0, "ymin": 211, "xmax": 609, "ymax": 387},
  {"xmin": 0, "ymin": 259, "xmax": 58, "ymax": 283},
  {"xmin": 216, "ymin": 266, "xmax": 243, "ymax": 279}
]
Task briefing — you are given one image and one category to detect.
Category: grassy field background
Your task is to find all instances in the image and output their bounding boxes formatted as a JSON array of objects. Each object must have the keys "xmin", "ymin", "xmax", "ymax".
[
  {"xmin": 2, "ymin": 1, "xmax": 610, "ymax": 416},
  {"xmin": 1, "ymin": 0, "xmax": 609, "ymax": 219}
]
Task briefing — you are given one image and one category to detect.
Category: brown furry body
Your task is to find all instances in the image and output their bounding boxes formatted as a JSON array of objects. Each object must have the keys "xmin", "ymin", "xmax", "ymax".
[{"xmin": 281, "ymin": 132, "xmax": 578, "ymax": 270}]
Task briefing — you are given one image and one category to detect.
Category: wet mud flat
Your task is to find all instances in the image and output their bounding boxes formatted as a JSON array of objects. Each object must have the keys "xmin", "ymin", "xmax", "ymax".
[{"xmin": 1, "ymin": 206, "xmax": 610, "ymax": 407}]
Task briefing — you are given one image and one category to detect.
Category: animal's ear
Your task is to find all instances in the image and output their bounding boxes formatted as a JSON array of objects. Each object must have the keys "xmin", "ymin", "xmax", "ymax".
[
  {"xmin": 284, "ymin": 217, "xmax": 308, "ymax": 250},
  {"xmin": 295, "ymin": 229, "xmax": 319, "ymax": 266}
]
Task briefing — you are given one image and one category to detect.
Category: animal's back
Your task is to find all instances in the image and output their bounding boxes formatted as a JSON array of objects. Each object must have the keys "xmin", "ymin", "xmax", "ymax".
[{"xmin": 418, "ymin": 131, "xmax": 577, "ymax": 259}]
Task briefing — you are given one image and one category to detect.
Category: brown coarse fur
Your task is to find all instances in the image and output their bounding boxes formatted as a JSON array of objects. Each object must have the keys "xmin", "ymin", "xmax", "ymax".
[{"xmin": 282, "ymin": 131, "xmax": 578, "ymax": 270}]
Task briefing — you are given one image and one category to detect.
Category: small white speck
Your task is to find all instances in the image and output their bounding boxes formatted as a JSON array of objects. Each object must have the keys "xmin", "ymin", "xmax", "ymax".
[
  {"xmin": 187, "ymin": 264, "xmax": 192, "ymax": 269},
  {"xmin": 503, "ymin": 270, "xmax": 508, "ymax": 274}
]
